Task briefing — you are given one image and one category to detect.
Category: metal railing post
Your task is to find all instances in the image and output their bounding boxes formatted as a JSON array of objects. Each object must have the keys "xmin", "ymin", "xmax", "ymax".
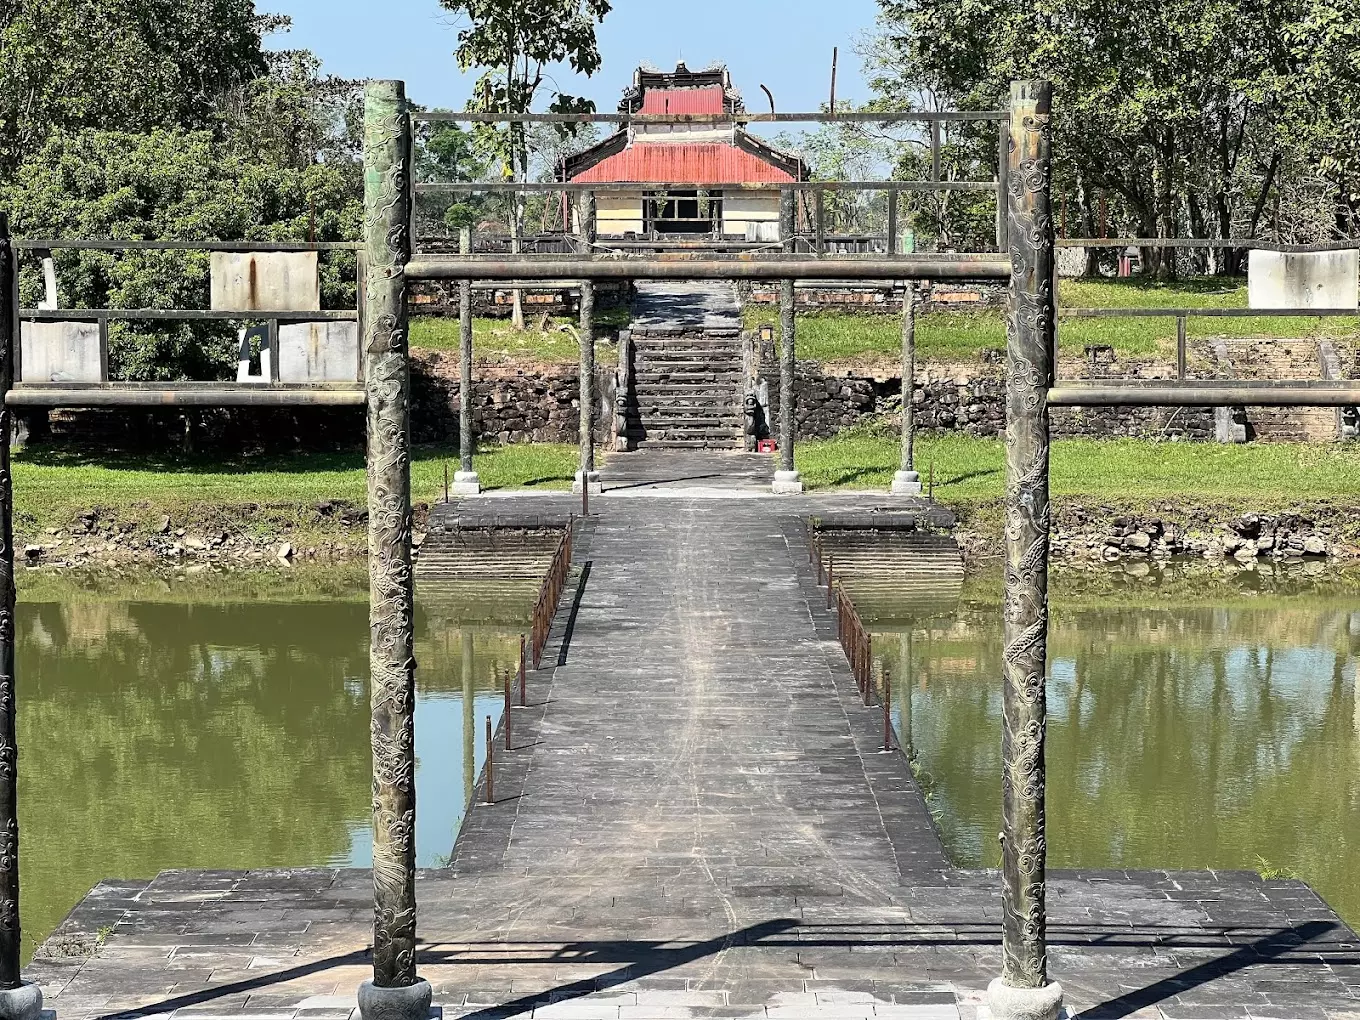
[
  {"xmin": 485, "ymin": 715, "xmax": 494, "ymax": 804},
  {"xmin": 883, "ymin": 666, "xmax": 892, "ymax": 752},
  {"xmin": 991, "ymin": 79, "xmax": 1062, "ymax": 1019},
  {"xmin": 519, "ymin": 634, "xmax": 527, "ymax": 706}
]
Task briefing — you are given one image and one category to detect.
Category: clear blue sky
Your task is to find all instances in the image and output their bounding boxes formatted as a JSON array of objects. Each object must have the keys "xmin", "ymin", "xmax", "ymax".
[{"xmin": 266, "ymin": 0, "xmax": 884, "ymax": 114}]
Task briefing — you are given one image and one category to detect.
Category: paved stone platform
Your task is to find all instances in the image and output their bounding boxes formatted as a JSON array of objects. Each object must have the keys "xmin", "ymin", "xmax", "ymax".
[
  {"xmin": 630, "ymin": 282, "xmax": 741, "ymax": 330},
  {"xmin": 29, "ymin": 497, "xmax": 1360, "ymax": 1020}
]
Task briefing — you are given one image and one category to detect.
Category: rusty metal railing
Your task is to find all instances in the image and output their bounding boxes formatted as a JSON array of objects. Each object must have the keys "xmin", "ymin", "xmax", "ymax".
[
  {"xmin": 529, "ymin": 520, "xmax": 575, "ymax": 668},
  {"xmin": 811, "ymin": 530, "xmax": 875, "ymax": 707}
]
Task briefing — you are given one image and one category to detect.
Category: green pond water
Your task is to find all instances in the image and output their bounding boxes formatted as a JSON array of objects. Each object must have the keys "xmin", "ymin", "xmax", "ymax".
[
  {"xmin": 871, "ymin": 563, "xmax": 1360, "ymax": 932},
  {"xmin": 16, "ymin": 570, "xmax": 524, "ymax": 964}
]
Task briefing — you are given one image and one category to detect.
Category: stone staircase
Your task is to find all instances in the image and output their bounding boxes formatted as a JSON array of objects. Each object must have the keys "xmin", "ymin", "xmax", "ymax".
[
  {"xmin": 415, "ymin": 525, "xmax": 562, "ymax": 582},
  {"xmin": 622, "ymin": 327, "xmax": 746, "ymax": 449},
  {"xmin": 1212, "ymin": 336, "xmax": 1343, "ymax": 442}
]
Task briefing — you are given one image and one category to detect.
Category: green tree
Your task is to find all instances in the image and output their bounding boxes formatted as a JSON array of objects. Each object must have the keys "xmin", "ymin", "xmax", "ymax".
[
  {"xmin": 439, "ymin": 0, "xmax": 611, "ymax": 325},
  {"xmin": 0, "ymin": 0, "xmax": 268, "ymax": 177},
  {"xmin": 868, "ymin": 0, "xmax": 1360, "ymax": 274},
  {"xmin": 413, "ymin": 120, "xmax": 496, "ymax": 236}
]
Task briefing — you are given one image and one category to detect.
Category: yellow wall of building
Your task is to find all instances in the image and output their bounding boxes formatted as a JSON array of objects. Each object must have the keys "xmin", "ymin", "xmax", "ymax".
[{"xmin": 596, "ymin": 192, "xmax": 645, "ymax": 235}]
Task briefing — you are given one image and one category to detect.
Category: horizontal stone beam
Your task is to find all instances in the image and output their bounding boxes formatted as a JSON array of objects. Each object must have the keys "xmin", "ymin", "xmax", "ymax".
[{"xmin": 405, "ymin": 257, "xmax": 1011, "ymax": 283}]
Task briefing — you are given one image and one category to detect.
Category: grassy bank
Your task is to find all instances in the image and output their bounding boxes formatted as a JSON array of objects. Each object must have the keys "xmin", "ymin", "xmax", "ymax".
[
  {"xmin": 410, "ymin": 308, "xmax": 628, "ymax": 361},
  {"xmin": 798, "ymin": 429, "xmax": 1360, "ymax": 516},
  {"xmin": 744, "ymin": 277, "xmax": 1360, "ymax": 364},
  {"xmin": 10, "ymin": 443, "xmax": 579, "ymax": 545}
]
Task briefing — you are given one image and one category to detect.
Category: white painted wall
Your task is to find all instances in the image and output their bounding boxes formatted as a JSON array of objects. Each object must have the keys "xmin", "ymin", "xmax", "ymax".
[{"xmin": 1248, "ymin": 250, "xmax": 1359, "ymax": 309}]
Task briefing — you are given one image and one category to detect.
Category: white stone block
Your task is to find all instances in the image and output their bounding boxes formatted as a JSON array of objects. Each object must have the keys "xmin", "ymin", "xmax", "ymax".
[
  {"xmin": 1247, "ymin": 249, "xmax": 1358, "ymax": 310},
  {"xmin": 211, "ymin": 251, "xmax": 320, "ymax": 312},
  {"xmin": 278, "ymin": 322, "xmax": 360, "ymax": 383},
  {"xmin": 20, "ymin": 320, "xmax": 102, "ymax": 382}
]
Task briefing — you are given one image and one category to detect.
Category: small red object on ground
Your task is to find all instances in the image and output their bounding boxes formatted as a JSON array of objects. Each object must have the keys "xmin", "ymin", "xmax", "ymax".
[{"xmin": 757, "ymin": 439, "xmax": 776, "ymax": 453}]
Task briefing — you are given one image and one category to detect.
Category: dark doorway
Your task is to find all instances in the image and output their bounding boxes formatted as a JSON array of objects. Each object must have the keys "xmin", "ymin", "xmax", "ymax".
[{"xmin": 645, "ymin": 190, "xmax": 723, "ymax": 234}]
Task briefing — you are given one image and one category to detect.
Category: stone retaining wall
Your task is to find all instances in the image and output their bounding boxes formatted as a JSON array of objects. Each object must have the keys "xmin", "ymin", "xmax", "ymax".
[
  {"xmin": 742, "ymin": 281, "xmax": 1007, "ymax": 314},
  {"xmin": 411, "ymin": 351, "xmax": 614, "ymax": 445},
  {"xmin": 758, "ymin": 358, "xmax": 1217, "ymax": 442}
]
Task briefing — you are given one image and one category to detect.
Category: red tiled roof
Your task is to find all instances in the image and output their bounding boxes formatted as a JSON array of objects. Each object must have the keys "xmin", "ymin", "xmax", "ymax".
[
  {"xmin": 570, "ymin": 143, "xmax": 795, "ymax": 184},
  {"xmin": 638, "ymin": 86, "xmax": 726, "ymax": 115}
]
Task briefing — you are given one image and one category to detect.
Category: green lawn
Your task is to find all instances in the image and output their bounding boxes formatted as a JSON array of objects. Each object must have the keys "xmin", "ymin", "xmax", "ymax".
[
  {"xmin": 797, "ymin": 429, "xmax": 1360, "ymax": 507},
  {"xmin": 411, "ymin": 306, "xmax": 628, "ymax": 361},
  {"xmin": 743, "ymin": 277, "xmax": 1360, "ymax": 364},
  {"xmin": 10, "ymin": 443, "xmax": 580, "ymax": 539}
]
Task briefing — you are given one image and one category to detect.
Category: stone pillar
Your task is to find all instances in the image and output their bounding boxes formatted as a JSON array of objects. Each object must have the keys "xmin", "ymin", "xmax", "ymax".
[
  {"xmin": 892, "ymin": 284, "xmax": 922, "ymax": 495},
  {"xmin": 774, "ymin": 187, "xmax": 803, "ymax": 494},
  {"xmin": 0, "ymin": 219, "xmax": 40, "ymax": 1020},
  {"xmin": 988, "ymin": 80, "xmax": 1063, "ymax": 1020},
  {"xmin": 359, "ymin": 79, "xmax": 432, "ymax": 1020},
  {"xmin": 453, "ymin": 226, "xmax": 480, "ymax": 495},
  {"xmin": 575, "ymin": 191, "xmax": 601, "ymax": 495}
]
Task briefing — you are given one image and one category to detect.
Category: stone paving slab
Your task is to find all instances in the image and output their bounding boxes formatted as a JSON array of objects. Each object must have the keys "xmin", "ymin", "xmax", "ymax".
[
  {"xmin": 630, "ymin": 283, "xmax": 742, "ymax": 331},
  {"xmin": 28, "ymin": 497, "xmax": 1359, "ymax": 1020}
]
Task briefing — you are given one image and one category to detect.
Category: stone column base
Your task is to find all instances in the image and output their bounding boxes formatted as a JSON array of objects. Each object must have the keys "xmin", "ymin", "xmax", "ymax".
[
  {"xmin": 772, "ymin": 470, "xmax": 804, "ymax": 495},
  {"xmin": 984, "ymin": 978, "xmax": 1064, "ymax": 1020},
  {"xmin": 891, "ymin": 470, "xmax": 922, "ymax": 496},
  {"xmin": 572, "ymin": 470, "xmax": 603, "ymax": 495},
  {"xmin": 451, "ymin": 470, "xmax": 481, "ymax": 497},
  {"xmin": 0, "ymin": 981, "xmax": 44, "ymax": 1020},
  {"xmin": 357, "ymin": 979, "xmax": 433, "ymax": 1020}
]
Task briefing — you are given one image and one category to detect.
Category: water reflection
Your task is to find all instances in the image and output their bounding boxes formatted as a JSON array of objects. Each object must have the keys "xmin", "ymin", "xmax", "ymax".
[
  {"xmin": 18, "ymin": 582, "xmax": 522, "ymax": 962},
  {"xmin": 873, "ymin": 566, "xmax": 1360, "ymax": 930}
]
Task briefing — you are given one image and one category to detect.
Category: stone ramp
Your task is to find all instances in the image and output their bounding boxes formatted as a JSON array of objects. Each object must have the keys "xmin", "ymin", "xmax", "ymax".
[{"xmin": 27, "ymin": 498, "xmax": 1360, "ymax": 1020}]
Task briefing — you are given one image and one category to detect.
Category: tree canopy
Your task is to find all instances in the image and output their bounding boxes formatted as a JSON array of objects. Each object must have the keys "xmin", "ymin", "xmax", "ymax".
[
  {"xmin": 868, "ymin": 0, "xmax": 1360, "ymax": 271},
  {"xmin": 0, "ymin": 0, "xmax": 269, "ymax": 176}
]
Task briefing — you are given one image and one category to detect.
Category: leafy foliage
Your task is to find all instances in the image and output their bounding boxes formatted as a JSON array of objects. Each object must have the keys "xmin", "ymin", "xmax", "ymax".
[
  {"xmin": 438, "ymin": 1, "xmax": 610, "ymax": 321},
  {"xmin": 867, "ymin": 0, "xmax": 1360, "ymax": 269},
  {"xmin": 0, "ymin": 0, "xmax": 267, "ymax": 176}
]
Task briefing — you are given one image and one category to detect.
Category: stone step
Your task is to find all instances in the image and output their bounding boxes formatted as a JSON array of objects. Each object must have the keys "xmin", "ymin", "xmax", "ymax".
[
  {"xmin": 634, "ymin": 429, "xmax": 745, "ymax": 442},
  {"xmin": 635, "ymin": 437, "xmax": 744, "ymax": 449},
  {"xmin": 635, "ymin": 361, "xmax": 744, "ymax": 372},
  {"xmin": 634, "ymin": 372, "xmax": 743, "ymax": 384},
  {"xmin": 637, "ymin": 417, "xmax": 743, "ymax": 428},
  {"xmin": 633, "ymin": 382, "xmax": 746, "ymax": 392},
  {"xmin": 636, "ymin": 402, "xmax": 745, "ymax": 413}
]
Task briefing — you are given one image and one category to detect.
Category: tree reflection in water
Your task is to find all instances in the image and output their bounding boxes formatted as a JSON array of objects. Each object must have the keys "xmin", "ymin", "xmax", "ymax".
[
  {"xmin": 876, "ymin": 570, "xmax": 1360, "ymax": 931},
  {"xmin": 18, "ymin": 587, "xmax": 523, "ymax": 963}
]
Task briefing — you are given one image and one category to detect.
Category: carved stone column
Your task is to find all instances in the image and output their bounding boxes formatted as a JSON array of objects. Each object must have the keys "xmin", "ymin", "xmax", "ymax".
[
  {"xmin": 988, "ymin": 80, "xmax": 1063, "ymax": 1020},
  {"xmin": 892, "ymin": 284, "xmax": 922, "ymax": 495},
  {"xmin": 0, "ymin": 218, "xmax": 41, "ymax": 1020},
  {"xmin": 453, "ymin": 225, "xmax": 480, "ymax": 495},
  {"xmin": 359, "ymin": 78, "xmax": 431, "ymax": 1020},
  {"xmin": 774, "ymin": 188, "xmax": 803, "ymax": 493},
  {"xmin": 575, "ymin": 191, "xmax": 600, "ymax": 495}
]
